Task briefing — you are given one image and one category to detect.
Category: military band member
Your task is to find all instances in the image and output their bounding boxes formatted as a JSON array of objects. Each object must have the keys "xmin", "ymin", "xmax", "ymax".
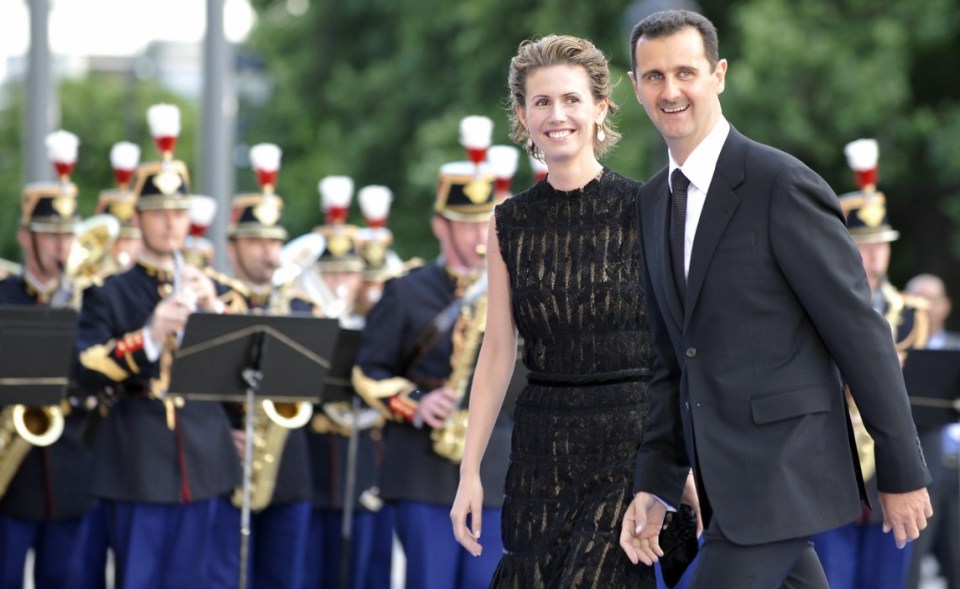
[
  {"xmin": 304, "ymin": 177, "xmax": 393, "ymax": 589},
  {"xmin": 352, "ymin": 162, "xmax": 510, "ymax": 589},
  {"xmin": 811, "ymin": 139, "xmax": 931, "ymax": 589},
  {"xmin": 205, "ymin": 143, "xmax": 316, "ymax": 589},
  {"xmin": 74, "ymin": 105, "xmax": 241, "ymax": 589},
  {"xmin": 0, "ymin": 131, "xmax": 103, "ymax": 589}
]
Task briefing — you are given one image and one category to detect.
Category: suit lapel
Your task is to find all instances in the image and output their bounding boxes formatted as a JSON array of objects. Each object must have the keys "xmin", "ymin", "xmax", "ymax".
[
  {"xmin": 643, "ymin": 171, "xmax": 684, "ymax": 329},
  {"xmin": 684, "ymin": 129, "xmax": 747, "ymax": 325}
]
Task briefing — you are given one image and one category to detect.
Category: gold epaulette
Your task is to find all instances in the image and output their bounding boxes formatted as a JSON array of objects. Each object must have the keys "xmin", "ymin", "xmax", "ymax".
[{"xmin": 351, "ymin": 365, "xmax": 417, "ymax": 422}]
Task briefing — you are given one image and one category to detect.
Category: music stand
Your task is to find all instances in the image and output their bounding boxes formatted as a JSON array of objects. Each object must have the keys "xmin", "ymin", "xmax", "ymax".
[
  {"xmin": 316, "ymin": 326, "xmax": 366, "ymax": 589},
  {"xmin": 0, "ymin": 306, "xmax": 77, "ymax": 406},
  {"xmin": 168, "ymin": 312, "xmax": 339, "ymax": 589},
  {"xmin": 902, "ymin": 349, "xmax": 960, "ymax": 430}
]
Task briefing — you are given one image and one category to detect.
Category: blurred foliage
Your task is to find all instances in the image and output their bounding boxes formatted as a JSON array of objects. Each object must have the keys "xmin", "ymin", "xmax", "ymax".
[
  {"xmin": 0, "ymin": 76, "xmax": 197, "ymax": 262},
  {"xmin": 2, "ymin": 0, "xmax": 960, "ymax": 310}
]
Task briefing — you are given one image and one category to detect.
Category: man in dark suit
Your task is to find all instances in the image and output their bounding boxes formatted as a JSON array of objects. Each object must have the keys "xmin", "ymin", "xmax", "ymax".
[{"xmin": 619, "ymin": 10, "xmax": 933, "ymax": 587}]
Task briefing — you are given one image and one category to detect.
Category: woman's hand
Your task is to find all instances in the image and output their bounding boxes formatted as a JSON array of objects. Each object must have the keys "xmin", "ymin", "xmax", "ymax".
[{"xmin": 450, "ymin": 471, "xmax": 485, "ymax": 556}]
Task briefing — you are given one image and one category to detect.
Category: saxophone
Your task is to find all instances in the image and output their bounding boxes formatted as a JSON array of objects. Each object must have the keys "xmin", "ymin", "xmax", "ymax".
[
  {"xmin": 231, "ymin": 264, "xmax": 313, "ymax": 511},
  {"xmin": 0, "ymin": 256, "xmax": 85, "ymax": 497},
  {"xmin": 847, "ymin": 282, "xmax": 930, "ymax": 483},
  {"xmin": 231, "ymin": 399, "xmax": 312, "ymax": 511},
  {"xmin": 0, "ymin": 405, "xmax": 66, "ymax": 499},
  {"xmin": 431, "ymin": 274, "xmax": 488, "ymax": 463}
]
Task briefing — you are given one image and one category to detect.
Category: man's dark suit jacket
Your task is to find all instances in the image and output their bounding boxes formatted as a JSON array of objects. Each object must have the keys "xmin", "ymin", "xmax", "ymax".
[{"xmin": 633, "ymin": 126, "xmax": 931, "ymax": 546}]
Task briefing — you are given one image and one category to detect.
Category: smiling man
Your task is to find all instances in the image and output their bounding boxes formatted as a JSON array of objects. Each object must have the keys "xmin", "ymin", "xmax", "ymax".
[{"xmin": 619, "ymin": 10, "xmax": 933, "ymax": 588}]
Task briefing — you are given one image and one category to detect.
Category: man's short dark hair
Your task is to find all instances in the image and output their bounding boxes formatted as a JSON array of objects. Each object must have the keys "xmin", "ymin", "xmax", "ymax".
[{"xmin": 629, "ymin": 9, "xmax": 720, "ymax": 73}]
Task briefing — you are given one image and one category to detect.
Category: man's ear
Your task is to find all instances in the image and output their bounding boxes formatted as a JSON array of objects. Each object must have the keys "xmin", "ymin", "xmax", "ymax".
[
  {"xmin": 430, "ymin": 215, "xmax": 447, "ymax": 242},
  {"xmin": 16, "ymin": 228, "xmax": 30, "ymax": 251}
]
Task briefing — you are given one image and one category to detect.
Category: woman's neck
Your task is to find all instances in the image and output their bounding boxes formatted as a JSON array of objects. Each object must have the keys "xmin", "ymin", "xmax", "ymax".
[{"xmin": 545, "ymin": 157, "xmax": 604, "ymax": 192}]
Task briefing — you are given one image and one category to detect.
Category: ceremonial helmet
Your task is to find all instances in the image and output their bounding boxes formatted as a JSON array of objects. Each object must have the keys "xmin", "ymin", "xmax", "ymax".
[
  {"xmin": 21, "ymin": 130, "xmax": 82, "ymax": 234},
  {"xmin": 838, "ymin": 138, "xmax": 899, "ymax": 244},
  {"xmin": 132, "ymin": 104, "xmax": 192, "ymax": 211},
  {"xmin": 314, "ymin": 176, "xmax": 364, "ymax": 272},
  {"xmin": 228, "ymin": 143, "xmax": 288, "ymax": 241},
  {"xmin": 97, "ymin": 141, "xmax": 142, "ymax": 239}
]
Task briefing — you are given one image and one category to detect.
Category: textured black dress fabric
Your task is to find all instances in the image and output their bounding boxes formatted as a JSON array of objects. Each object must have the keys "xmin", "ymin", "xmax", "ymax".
[{"xmin": 491, "ymin": 169, "xmax": 655, "ymax": 588}]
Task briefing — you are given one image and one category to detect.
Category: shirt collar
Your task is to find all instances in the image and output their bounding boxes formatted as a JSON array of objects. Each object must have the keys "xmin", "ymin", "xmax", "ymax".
[{"xmin": 668, "ymin": 116, "xmax": 731, "ymax": 195}]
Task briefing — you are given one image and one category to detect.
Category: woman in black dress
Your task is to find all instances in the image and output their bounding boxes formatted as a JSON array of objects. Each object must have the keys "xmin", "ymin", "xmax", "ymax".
[{"xmin": 451, "ymin": 35, "xmax": 690, "ymax": 588}]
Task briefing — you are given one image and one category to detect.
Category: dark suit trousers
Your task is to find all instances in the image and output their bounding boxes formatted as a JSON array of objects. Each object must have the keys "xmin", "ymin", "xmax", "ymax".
[{"xmin": 689, "ymin": 516, "xmax": 829, "ymax": 589}]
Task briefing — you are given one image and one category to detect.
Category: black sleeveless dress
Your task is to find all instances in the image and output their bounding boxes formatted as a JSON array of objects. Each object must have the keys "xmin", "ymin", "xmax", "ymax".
[{"xmin": 490, "ymin": 168, "xmax": 655, "ymax": 588}]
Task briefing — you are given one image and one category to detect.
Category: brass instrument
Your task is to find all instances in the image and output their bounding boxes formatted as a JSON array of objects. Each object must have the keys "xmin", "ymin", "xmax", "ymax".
[
  {"xmin": 846, "ymin": 389, "xmax": 875, "ymax": 482},
  {"xmin": 431, "ymin": 273, "xmax": 488, "ymax": 463},
  {"xmin": 0, "ymin": 404, "xmax": 66, "ymax": 499},
  {"xmin": 847, "ymin": 282, "xmax": 930, "ymax": 483},
  {"xmin": 0, "ymin": 217, "xmax": 111, "ymax": 494},
  {"xmin": 49, "ymin": 215, "xmax": 121, "ymax": 309},
  {"xmin": 231, "ymin": 259, "xmax": 315, "ymax": 511},
  {"xmin": 231, "ymin": 399, "xmax": 312, "ymax": 511}
]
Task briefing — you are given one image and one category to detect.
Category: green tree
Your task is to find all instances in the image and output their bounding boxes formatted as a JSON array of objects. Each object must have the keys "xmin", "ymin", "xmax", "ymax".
[
  {"xmin": 242, "ymin": 0, "xmax": 661, "ymax": 259},
  {"xmin": 0, "ymin": 76, "xmax": 197, "ymax": 262},
  {"xmin": 723, "ymin": 0, "xmax": 960, "ymax": 299}
]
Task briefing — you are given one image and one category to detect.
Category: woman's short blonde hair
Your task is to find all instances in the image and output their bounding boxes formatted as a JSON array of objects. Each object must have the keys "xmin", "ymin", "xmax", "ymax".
[{"xmin": 507, "ymin": 34, "xmax": 621, "ymax": 159}]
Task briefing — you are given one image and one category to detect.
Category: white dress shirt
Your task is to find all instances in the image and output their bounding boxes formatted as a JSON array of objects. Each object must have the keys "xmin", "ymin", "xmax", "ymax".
[{"xmin": 668, "ymin": 117, "xmax": 731, "ymax": 279}]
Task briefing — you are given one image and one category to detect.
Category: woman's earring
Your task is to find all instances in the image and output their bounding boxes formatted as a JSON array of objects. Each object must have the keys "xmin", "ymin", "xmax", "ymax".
[{"xmin": 597, "ymin": 123, "xmax": 606, "ymax": 142}]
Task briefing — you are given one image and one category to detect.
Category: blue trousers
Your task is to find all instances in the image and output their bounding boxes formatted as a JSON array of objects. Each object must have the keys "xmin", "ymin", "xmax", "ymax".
[
  {"xmin": 303, "ymin": 506, "xmax": 394, "ymax": 589},
  {"xmin": 394, "ymin": 501, "xmax": 502, "ymax": 589},
  {"xmin": 811, "ymin": 521, "xmax": 911, "ymax": 589},
  {"xmin": 0, "ymin": 510, "xmax": 103, "ymax": 589},
  {"xmin": 207, "ymin": 498, "xmax": 311, "ymax": 589},
  {"xmin": 107, "ymin": 499, "xmax": 219, "ymax": 589}
]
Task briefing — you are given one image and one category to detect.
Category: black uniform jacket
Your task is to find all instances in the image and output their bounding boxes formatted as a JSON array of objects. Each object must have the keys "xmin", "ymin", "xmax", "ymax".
[
  {"xmin": 75, "ymin": 261, "xmax": 240, "ymax": 503},
  {"xmin": 0, "ymin": 275, "xmax": 97, "ymax": 520},
  {"xmin": 354, "ymin": 260, "xmax": 511, "ymax": 507}
]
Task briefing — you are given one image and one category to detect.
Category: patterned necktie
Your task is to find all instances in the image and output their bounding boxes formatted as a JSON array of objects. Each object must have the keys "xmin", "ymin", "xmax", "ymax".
[{"xmin": 670, "ymin": 169, "xmax": 690, "ymax": 303}]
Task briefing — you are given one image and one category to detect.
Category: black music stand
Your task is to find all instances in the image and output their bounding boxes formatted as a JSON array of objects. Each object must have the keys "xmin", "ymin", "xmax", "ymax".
[
  {"xmin": 902, "ymin": 349, "xmax": 960, "ymax": 430},
  {"xmin": 167, "ymin": 312, "xmax": 339, "ymax": 589},
  {"xmin": 0, "ymin": 306, "xmax": 77, "ymax": 406},
  {"xmin": 318, "ymin": 326, "xmax": 365, "ymax": 589}
]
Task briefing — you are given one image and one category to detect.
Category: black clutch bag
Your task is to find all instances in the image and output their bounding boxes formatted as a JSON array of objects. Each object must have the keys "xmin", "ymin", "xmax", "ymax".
[{"xmin": 658, "ymin": 504, "xmax": 699, "ymax": 587}]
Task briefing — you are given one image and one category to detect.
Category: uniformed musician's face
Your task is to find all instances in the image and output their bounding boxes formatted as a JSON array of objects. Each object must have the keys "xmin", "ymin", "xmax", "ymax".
[
  {"xmin": 138, "ymin": 208, "xmax": 190, "ymax": 259},
  {"xmin": 19, "ymin": 229, "xmax": 74, "ymax": 281},
  {"xmin": 229, "ymin": 237, "xmax": 282, "ymax": 287},
  {"xmin": 432, "ymin": 216, "xmax": 489, "ymax": 273},
  {"xmin": 856, "ymin": 241, "xmax": 891, "ymax": 292}
]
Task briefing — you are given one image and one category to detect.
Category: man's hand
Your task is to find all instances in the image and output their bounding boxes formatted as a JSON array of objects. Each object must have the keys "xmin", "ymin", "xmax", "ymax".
[
  {"xmin": 180, "ymin": 265, "xmax": 218, "ymax": 311},
  {"xmin": 416, "ymin": 387, "xmax": 458, "ymax": 428},
  {"xmin": 620, "ymin": 491, "xmax": 667, "ymax": 566},
  {"xmin": 879, "ymin": 487, "xmax": 933, "ymax": 549},
  {"xmin": 148, "ymin": 294, "xmax": 193, "ymax": 341}
]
